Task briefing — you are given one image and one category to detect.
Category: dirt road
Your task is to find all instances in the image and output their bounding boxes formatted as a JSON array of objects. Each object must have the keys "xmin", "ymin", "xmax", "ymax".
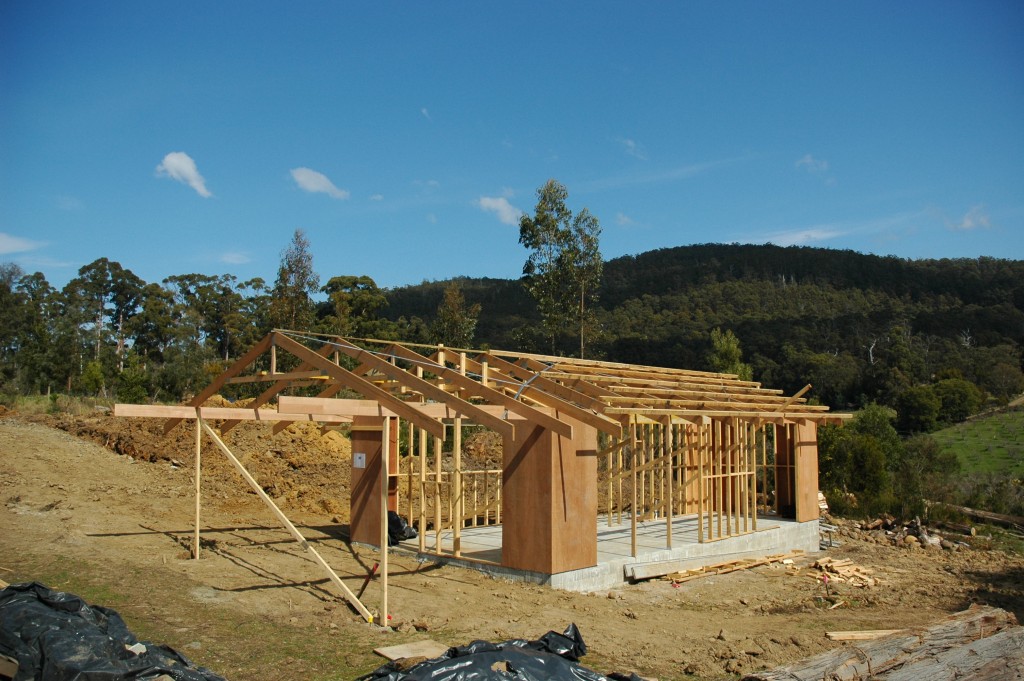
[{"xmin": 1, "ymin": 413, "xmax": 1021, "ymax": 680}]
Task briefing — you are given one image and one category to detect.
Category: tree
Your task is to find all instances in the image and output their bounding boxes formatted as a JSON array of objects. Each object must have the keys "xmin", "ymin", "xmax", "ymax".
[
  {"xmin": 63, "ymin": 258, "xmax": 143, "ymax": 372},
  {"xmin": 896, "ymin": 385, "xmax": 941, "ymax": 433},
  {"xmin": 819, "ymin": 404, "xmax": 903, "ymax": 516},
  {"xmin": 932, "ymin": 378, "xmax": 983, "ymax": 424},
  {"xmin": 270, "ymin": 229, "xmax": 319, "ymax": 331},
  {"xmin": 519, "ymin": 179, "xmax": 602, "ymax": 357},
  {"xmin": 431, "ymin": 282, "xmax": 481, "ymax": 348},
  {"xmin": 0, "ymin": 263, "xmax": 26, "ymax": 393},
  {"xmin": 320, "ymin": 275, "xmax": 387, "ymax": 337},
  {"xmin": 707, "ymin": 328, "xmax": 753, "ymax": 380}
]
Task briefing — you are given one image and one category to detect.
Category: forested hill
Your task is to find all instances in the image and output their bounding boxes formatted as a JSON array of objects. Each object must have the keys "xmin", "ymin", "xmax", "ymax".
[
  {"xmin": 385, "ymin": 244, "xmax": 1024, "ymax": 410},
  {"xmin": 601, "ymin": 244, "xmax": 1024, "ymax": 307}
]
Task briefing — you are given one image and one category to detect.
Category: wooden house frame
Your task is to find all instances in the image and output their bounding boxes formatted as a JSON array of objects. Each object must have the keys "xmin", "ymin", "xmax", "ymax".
[{"xmin": 115, "ymin": 330, "xmax": 847, "ymax": 620}]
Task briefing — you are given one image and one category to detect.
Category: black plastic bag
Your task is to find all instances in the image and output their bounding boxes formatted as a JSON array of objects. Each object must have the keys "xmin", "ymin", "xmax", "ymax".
[
  {"xmin": 387, "ymin": 511, "xmax": 418, "ymax": 546},
  {"xmin": 358, "ymin": 623, "xmax": 621, "ymax": 681},
  {"xmin": 0, "ymin": 582, "xmax": 227, "ymax": 681}
]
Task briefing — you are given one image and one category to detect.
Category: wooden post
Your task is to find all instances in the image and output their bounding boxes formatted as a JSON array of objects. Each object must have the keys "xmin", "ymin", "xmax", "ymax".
[
  {"xmin": 630, "ymin": 418, "xmax": 638, "ymax": 558},
  {"xmin": 434, "ymin": 433, "xmax": 442, "ymax": 552},
  {"xmin": 418, "ymin": 425, "xmax": 426, "ymax": 553},
  {"xmin": 406, "ymin": 420, "xmax": 414, "ymax": 525},
  {"xmin": 606, "ymin": 444, "xmax": 613, "ymax": 527},
  {"xmin": 193, "ymin": 413, "xmax": 201, "ymax": 560},
  {"xmin": 663, "ymin": 418, "xmax": 673, "ymax": 549},
  {"xmin": 453, "ymin": 416, "xmax": 462, "ymax": 557},
  {"xmin": 381, "ymin": 416, "xmax": 389, "ymax": 625},
  {"xmin": 696, "ymin": 423, "xmax": 705, "ymax": 542}
]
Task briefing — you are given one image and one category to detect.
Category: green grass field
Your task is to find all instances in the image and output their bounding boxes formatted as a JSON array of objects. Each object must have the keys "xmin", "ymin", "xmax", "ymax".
[{"xmin": 932, "ymin": 406, "xmax": 1024, "ymax": 478}]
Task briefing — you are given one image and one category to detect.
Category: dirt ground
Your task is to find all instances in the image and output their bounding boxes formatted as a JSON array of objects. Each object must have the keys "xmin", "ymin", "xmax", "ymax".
[{"xmin": 2, "ymin": 410, "xmax": 1022, "ymax": 680}]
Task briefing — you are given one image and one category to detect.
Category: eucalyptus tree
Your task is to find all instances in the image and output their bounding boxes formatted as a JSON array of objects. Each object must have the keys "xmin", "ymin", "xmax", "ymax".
[
  {"xmin": 320, "ymin": 275, "xmax": 387, "ymax": 337},
  {"xmin": 0, "ymin": 263, "xmax": 25, "ymax": 391},
  {"xmin": 271, "ymin": 229, "xmax": 319, "ymax": 331},
  {"xmin": 518, "ymin": 179, "xmax": 602, "ymax": 357},
  {"xmin": 63, "ymin": 258, "xmax": 143, "ymax": 370}
]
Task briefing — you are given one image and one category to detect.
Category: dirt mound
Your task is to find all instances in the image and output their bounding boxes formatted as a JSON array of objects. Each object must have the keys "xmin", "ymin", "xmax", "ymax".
[{"xmin": 23, "ymin": 409, "xmax": 354, "ymax": 520}]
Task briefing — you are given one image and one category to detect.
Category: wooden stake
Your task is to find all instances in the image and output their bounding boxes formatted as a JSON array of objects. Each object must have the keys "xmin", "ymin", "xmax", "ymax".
[
  {"xmin": 198, "ymin": 419, "xmax": 373, "ymax": 622},
  {"xmin": 193, "ymin": 412, "xmax": 201, "ymax": 560}
]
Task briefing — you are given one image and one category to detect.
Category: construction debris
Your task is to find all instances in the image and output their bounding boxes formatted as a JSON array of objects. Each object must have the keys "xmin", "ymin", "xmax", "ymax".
[
  {"xmin": 809, "ymin": 557, "xmax": 882, "ymax": 588},
  {"xmin": 821, "ymin": 514, "xmax": 975, "ymax": 552},
  {"xmin": 659, "ymin": 552, "xmax": 804, "ymax": 585}
]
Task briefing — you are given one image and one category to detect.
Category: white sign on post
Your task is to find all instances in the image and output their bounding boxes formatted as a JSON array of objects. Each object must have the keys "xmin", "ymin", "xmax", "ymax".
[{"xmin": 353, "ymin": 452, "xmax": 366, "ymax": 469}]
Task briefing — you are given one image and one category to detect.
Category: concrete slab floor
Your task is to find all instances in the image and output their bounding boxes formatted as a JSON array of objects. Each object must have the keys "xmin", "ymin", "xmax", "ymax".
[{"xmin": 397, "ymin": 513, "xmax": 819, "ymax": 591}]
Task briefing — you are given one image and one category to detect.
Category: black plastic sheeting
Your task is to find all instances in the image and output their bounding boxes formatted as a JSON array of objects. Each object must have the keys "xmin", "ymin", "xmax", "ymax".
[
  {"xmin": 387, "ymin": 511, "xmax": 418, "ymax": 546},
  {"xmin": 0, "ymin": 582, "xmax": 227, "ymax": 681},
  {"xmin": 358, "ymin": 624, "xmax": 644, "ymax": 681}
]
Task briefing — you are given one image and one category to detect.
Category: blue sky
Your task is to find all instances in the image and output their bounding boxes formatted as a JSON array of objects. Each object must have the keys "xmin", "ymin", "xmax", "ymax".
[{"xmin": 2, "ymin": 2, "xmax": 1022, "ymax": 292}]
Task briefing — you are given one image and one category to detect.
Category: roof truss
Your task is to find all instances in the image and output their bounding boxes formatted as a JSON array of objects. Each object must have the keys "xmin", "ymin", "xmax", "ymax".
[{"xmin": 121, "ymin": 330, "xmax": 849, "ymax": 435}]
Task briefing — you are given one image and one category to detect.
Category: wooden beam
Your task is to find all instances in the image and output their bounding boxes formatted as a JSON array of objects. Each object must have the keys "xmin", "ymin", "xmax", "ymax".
[
  {"xmin": 387, "ymin": 343, "xmax": 571, "ymax": 438},
  {"xmin": 163, "ymin": 333, "xmax": 273, "ymax": 434},
  {"xmin": 603, "ymin": 407, "xmax": 850, "ymax": 421},
  {"xmin": 470, "ymin": 353, "xmax": 622, "ymax": 437},
  {"xmin": 114, "ymin": 403, "xmax": 351, "ymax": 423},
  {"xmin": 322, "ymin": 339, "xmax": 515, "ymax": 440},
  {"xmin": 272, "ymin": 334, "xmax": 446, "ymax": 439},
  {"xmin": 224, "ymin": 370, "xmax": 332, "ymax": 384}
]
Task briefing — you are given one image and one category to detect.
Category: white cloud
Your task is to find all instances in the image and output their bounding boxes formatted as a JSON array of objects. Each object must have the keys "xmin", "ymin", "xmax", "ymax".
[
  {"xmin": 477, "ymin": 196, "xmax": 523, "ymax": 226},
  {"xmin": 421, "ymin": 107, "xmax": 432, "ymax": 121},
  {"xmin": 620, "ymin": 138, "xmax": 647, "ymax": 160},
  {"xmin": 0, "ymin": 232, "xmax": 45, "ymax": 255},
  {"xmin": 369, "ymin": 193, "xmax": 384, "ymax": 201},
  {"xmin": 290, "ymin": 167, "xmax": 350, "ymax": 199},
  {"xmin": 796, "ymin": 154, "xmax": 829, "ymax": 173},
  {"xmin": 615, "ymin": 212, "xmax": 636, "ymax": 227},
  {"xmin": 156, "ymin": 151, "xmax": 212, "ymax": 197},
  {"xmin": 220, "ymin": 251, "xmax": 250, "ymax": 265},
  {"xmin": 951, "ymin": 204, "xmax": 991, "ymax": 231},
  {"xmin": 766, "ymin": 227, "xmax": 844, "ymax": 247}
]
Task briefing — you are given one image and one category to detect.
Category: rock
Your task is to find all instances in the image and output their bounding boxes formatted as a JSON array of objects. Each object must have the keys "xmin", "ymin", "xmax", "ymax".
[{"xmin": 904, "ymin": 535, "xmax": 919, "ymax": 545}]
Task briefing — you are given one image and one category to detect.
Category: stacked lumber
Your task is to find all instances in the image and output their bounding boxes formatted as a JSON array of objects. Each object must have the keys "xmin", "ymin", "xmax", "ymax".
[
  {"xmin": 661, "ymin": 552, "xmax": 802, "ymax": 585},
  {"xmin": 810, "ymin": 557, "xmax": 881, "ymax": 588},
  {"xmin": 743, "ymin": 604, "xmax": 1023, "ymax": 681}
]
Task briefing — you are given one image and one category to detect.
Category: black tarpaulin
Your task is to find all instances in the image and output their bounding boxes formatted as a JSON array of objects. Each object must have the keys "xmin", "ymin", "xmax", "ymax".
[
  {"xmin": 0, "ymin": 582, "xmax": 226, "ymax": 681},
  {"xmin": 358, "ymin": 623, "xmax": 643, "ymax": 681}
]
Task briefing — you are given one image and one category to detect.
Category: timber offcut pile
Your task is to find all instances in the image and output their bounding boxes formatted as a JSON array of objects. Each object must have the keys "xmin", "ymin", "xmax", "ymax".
[
  {"xmin": 744, "ymin": 604, "xmax": 1024, "ymax": 681},
  {"xmin": 810, "ymin": 557, "xmax": 881, "ymax": 588}
]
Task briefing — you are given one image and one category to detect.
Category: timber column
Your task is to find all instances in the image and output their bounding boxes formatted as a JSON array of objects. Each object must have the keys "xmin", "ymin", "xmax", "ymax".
[
  {"xmin": 350, "ymin": 416, "xmax": 399, "ymax": 546},
  {"xmin": 502, "ymin": 413, "xmax": 598, "ymax": 574}
]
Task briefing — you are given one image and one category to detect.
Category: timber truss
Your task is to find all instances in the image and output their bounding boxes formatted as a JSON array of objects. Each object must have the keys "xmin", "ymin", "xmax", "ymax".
[{"xmin": 115, "ymin": 329, "xmax": 848, "ymax": 617}]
